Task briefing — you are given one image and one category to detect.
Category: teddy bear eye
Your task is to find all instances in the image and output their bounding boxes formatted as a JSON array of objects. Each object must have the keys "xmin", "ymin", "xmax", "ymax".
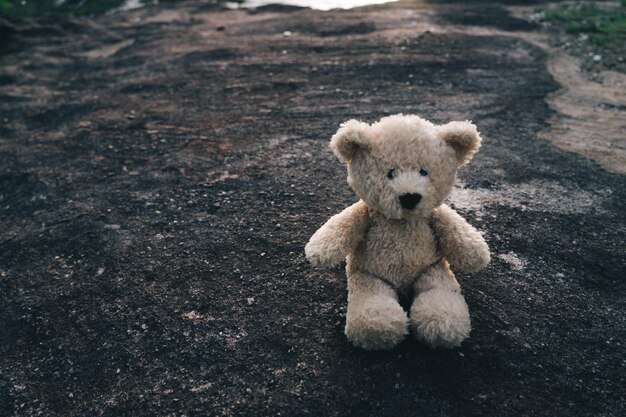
[
  {"xmin": 387, "ymin": 169, "xmax": 396, "ymax": 180},
  {"xmin": 419, "ymin": 168, "xmax": 428, "ymax": 176}
]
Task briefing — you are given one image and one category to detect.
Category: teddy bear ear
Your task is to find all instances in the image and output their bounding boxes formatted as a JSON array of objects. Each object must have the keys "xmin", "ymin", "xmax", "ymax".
[
  {"xmin": 329, "ymin": 119, "xmax": 372, "ymax": 163},
  {"xmin": 438, "ymin": 120, "xmax": 482, "ymax": 166}
]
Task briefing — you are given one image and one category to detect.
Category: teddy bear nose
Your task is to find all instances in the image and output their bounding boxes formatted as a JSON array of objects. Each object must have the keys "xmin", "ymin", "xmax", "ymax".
[{"xmin": 399, "ymin": 193, "xmax": 422, "ymax": 210}]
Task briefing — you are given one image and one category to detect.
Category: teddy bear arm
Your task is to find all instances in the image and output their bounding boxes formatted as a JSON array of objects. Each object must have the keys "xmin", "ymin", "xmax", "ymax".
[
  {"xmin": 431, "ymin": 204, "xmax": 490, "ymax": 273},
  {"xmin": 305, "ymin": 200, "xmax": 370, "ymax": 268}
]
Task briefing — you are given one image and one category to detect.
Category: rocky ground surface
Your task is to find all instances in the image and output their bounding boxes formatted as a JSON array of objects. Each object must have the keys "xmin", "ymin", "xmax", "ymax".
[{"xmin": 0, "ymin": 1, "xmax": 625, "ymax": 416}]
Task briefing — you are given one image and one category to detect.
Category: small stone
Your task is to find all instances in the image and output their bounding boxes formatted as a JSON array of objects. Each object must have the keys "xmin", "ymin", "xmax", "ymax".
[
  {"xmin": 182, "ymin": 311, "xmax": 202, "ymax": 320},
  {"xmin": 247, "ymin": 297, "xmax": 255, "ymax": 305},
  {"xmin": 593, "ymin": 55, "xmax": 602, "ymax": 62},
  {"xmin": 281, "ymin": 50, "xmax": 288, "ymax": 55},
  {"xmin": 283, "ymin": 31, "xmax": 292, "ymax": 37}
]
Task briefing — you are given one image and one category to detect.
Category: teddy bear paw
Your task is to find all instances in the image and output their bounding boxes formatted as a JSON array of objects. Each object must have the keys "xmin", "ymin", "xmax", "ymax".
[
  {"xmin": 410, "ymin": 288, "xmax": 471, "ymax": 348},
  {"xmin": 463, "ymin": 245, "xmax": 491, "ymax": 272},
  {"xmin": 304, "ymin": 241, "xmax": 342, "ymax": 268},
  {"xmin": 345, "ymin": 296, "xmax": 409, "ymax": 350}
]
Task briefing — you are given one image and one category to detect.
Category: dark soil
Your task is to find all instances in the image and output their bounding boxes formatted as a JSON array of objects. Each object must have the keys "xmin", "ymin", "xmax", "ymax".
[{"xmin": 0, "ymin": 1, "xmax": 624, "ymax": 416}]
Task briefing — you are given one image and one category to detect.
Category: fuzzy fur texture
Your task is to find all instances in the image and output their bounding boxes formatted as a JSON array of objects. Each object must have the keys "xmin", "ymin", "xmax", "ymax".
[{"xmin": 306, "ymin": 114, "xmax": 490, "ymax": 350}]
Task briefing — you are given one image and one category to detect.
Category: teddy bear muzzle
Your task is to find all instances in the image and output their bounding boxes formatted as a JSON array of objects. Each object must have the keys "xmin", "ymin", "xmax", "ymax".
[{"xmin": 398, "ymin": 193, "xmax": 422, "ymax": 210}]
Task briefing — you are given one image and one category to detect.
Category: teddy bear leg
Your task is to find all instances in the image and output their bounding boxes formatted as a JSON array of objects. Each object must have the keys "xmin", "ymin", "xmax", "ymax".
[
  {"xmin": 344, "ymin": 270, "xmax": 409, "ymax": 350},
  {"xmin": 410, "ymin": 260, "xmax": 470, "ymax": 348}
]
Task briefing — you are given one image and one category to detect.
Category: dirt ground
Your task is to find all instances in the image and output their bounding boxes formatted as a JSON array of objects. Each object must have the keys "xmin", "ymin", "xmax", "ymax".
[{"xmin": 0, "ymin": 1, "xmax": 625, "ymax": 416}]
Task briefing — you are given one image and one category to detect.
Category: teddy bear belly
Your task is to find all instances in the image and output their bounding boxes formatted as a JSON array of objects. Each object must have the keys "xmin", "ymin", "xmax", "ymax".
[{"xmin": 351, "ymin": 224, "xmax": 440, "ymax": 289}]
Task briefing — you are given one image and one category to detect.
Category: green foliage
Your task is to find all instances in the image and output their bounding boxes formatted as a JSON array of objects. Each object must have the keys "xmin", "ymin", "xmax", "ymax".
[{"xmin": 542, "ymin": 3, "xmax": 626, "ymax": 47}]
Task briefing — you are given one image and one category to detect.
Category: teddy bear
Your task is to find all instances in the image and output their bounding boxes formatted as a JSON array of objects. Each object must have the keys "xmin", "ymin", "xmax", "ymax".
[{"xmin": 305, "ymin": 114, "xmax": 490, "ymax": 350}]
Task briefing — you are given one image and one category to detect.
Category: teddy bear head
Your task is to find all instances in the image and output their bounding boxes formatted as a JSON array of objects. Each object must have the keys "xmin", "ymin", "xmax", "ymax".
[{"xmin": 330, "ymin": 114, "xmax": 481, "ymax": 220}]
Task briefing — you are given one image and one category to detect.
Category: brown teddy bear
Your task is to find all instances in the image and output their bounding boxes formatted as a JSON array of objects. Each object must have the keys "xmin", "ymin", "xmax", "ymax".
[{"xmin": 305, "ymin": 114, "xmax": 490, "ymax": 350}]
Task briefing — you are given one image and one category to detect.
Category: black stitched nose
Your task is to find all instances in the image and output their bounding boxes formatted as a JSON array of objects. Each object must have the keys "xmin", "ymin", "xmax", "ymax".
[{"xmin": 399, "ymin": 193, "xmax": 422, "ymax": 210}]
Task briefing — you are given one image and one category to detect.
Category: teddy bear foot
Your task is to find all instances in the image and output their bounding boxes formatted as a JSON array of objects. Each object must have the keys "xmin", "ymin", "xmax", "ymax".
[
  {"xmin": 410, "ymin": 288, "xmax": 471, "ymax": 348},
  {"xmin": 345, "ymin": 295, "xmax": 409, "ymax": 350}
]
